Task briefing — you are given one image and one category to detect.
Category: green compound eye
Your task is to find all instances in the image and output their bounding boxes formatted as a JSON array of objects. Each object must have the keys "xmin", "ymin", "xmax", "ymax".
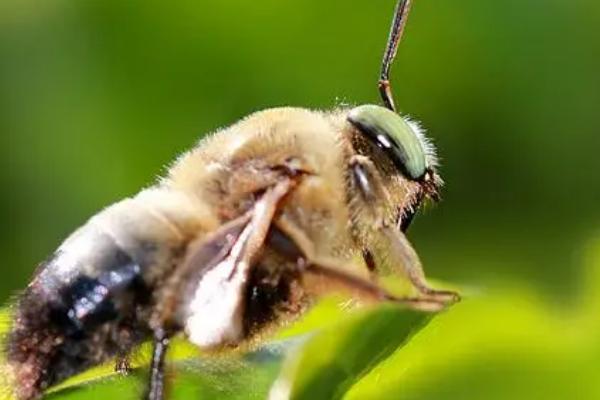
[{"xmin": 348, "ymin": 104, "xmax": 427, "ymax": 180}]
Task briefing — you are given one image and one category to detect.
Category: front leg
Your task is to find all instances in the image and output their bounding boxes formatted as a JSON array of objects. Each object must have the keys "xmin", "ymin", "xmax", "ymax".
[
  {"xmin": 349, "ymin": 155, "xmax": 459, "ymax": 304},
  {"xmin": 381, "ymin": 225, "xmax": 459, "ymax": 302}
]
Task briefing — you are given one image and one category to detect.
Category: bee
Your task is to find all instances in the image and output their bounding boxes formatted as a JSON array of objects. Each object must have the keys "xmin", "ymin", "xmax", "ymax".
[{"xmin": 5, "ymin": 1, "xmax": 459, "ymax": 399}]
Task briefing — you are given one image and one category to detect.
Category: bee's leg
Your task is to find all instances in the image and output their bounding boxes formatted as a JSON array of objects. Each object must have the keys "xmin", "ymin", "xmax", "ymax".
[
  {"xmin": 145, "ymin": 329, "xmax": 170, "ymax": 400},
  {"xmin": 349, "ymin": 155, "xmax": 459, "ymax": 303},
  {"xmin": 381, "ymin": 226, "xmax": 459, "ymax": 302},
  {"xmin": 301, "ymin": 260, "xmax": 446, "ymax": 312},
  {"xmin": 114, "ymin": 354, "xmax": 131, "ymax": 375},
  {"xmin": 272, "ymin": 218, "xmax": 446, "ymax": 312}
]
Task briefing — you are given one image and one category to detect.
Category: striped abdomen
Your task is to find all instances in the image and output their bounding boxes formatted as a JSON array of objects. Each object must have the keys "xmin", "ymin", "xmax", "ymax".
[{"xmin": 6, "ymin": 186, "xmax": 212, "ymax": 399}]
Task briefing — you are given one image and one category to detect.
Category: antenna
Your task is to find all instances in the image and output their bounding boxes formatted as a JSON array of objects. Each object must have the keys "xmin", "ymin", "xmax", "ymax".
[{"xmin": 379, "ymin": 0, "xmax": 413, "ymax": 112}]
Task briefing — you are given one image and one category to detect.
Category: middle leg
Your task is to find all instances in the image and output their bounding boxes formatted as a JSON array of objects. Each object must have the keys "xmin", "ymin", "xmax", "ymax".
[{"xmin": 272, "ymin": 217, "xmax": 448, "ymax": 312}]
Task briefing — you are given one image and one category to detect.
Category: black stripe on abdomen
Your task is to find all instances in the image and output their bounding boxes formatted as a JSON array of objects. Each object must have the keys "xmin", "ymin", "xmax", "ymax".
[{"xmin": 48, "ymin": 236, "xmax": 148, "ymax": 339}]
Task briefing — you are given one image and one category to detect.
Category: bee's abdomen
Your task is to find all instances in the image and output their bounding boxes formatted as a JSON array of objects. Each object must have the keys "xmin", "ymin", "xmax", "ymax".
[
  {"xmin": 6, "ymin": 187, "xmax": 205, "ymax": 399},
  {"xmin": 7, "ymin": 230, "xmax": 151, "ymax": 399},
  {"xmin": 49, "ymin": 261, "xmax": 145, "ymax": 338}
]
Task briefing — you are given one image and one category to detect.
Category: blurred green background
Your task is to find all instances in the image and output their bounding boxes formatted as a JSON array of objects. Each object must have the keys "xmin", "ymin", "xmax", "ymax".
[
  {"xmin": 2, "ymin": 0, "xmax": 599, "ymax": 302},
  {"xmin": 1, "ymin": 0, "xmax": 600, "ymax": 398}
]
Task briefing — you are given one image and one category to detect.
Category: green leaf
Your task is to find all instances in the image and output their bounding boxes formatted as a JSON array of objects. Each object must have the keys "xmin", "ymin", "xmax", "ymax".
[
  {"xmin": 270, "ymin": 305, "xmax": 431, "ymax": 400},
  {"xmin": 344, "ymin": 238, "xmax": 600, "ymax": 400},
  {"xmin": 44, "ymin": 341, "xmax": 289, "ymax": 400},
  {"xmin": 0, "ymin": 298, "xmax": 432, "ymax": 400}
]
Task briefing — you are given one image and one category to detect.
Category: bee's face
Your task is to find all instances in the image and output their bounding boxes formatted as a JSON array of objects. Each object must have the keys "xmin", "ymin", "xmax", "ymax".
[{"xmin": 347, "ymin": 104, "xmax": 442, "ymax": 201}]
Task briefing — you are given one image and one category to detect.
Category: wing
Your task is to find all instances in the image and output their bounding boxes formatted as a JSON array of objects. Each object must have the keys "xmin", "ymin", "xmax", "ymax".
[{"xmin": 152, "ymin": 179, "xmax": 294, "ymax": 347}]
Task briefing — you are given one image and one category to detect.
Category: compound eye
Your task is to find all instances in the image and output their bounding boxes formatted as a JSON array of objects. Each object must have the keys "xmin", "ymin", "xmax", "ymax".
[{"xmin": 348, "ymin": 105, "xmax": 427, "ymax": 180}]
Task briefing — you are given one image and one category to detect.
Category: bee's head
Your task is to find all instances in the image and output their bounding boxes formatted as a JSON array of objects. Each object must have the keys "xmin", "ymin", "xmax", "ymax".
[
  {"xmin": 347, "ymin": 104, "xmax": 442, "ymax": 203},
  {"xmin": 345, "ymin": 0, "xmax": 442, "ymax": 210}
]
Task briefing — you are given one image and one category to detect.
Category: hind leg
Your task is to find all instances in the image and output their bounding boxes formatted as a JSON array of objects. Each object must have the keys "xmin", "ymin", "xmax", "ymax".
[{"xmin": 144, "ymin": 329, "xmax": 170, "ymax": 400}]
